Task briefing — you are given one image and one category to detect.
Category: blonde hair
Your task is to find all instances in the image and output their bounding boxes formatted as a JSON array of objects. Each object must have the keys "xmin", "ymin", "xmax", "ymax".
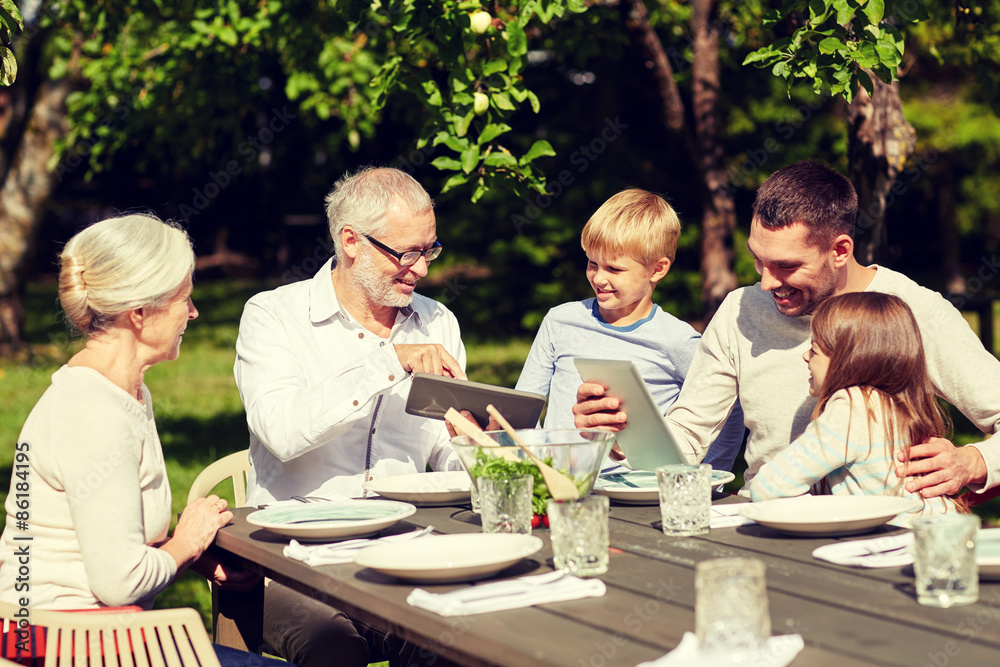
[
  {"xmin": 580, "ymin": 189, "xmax": 680, "ymax": 267},
  {"xmin": 58, "ymin": 214, "xmax": 195, "ymax": 335},
  {"xmin": 325, "ymin": 167, "xmax": 434, "ymax": 261}
]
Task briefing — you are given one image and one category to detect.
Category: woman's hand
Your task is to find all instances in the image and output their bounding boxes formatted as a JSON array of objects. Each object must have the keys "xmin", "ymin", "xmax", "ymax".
[{"xmin": 161, "ymin": 495, "xmax": 233, "ymax": 570}]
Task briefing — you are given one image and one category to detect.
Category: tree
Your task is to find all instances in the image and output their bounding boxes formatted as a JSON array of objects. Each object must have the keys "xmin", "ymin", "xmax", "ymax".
[{"xmin": 743, "ymin": 0, "xmax": 930, "ymax": 264}]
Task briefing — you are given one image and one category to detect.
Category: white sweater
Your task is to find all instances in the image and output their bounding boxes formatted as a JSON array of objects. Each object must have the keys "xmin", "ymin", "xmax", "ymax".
[
  {"xmin": 0, "ymin": 366, "xmax": 177, "ymax": 609},
  {"xmin": 667, "ymin": 266, "xmax": 1000, "ymax": 493}
]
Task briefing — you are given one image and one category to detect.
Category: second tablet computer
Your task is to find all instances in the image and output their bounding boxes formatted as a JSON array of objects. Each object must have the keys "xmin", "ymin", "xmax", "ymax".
[
  {"xmin": 404, "ymin": 373, "xmax": 545, "ymax": 429},
  {"xmin": 573, "ymin": 358, "xmax": 688, "ymax": 471}
]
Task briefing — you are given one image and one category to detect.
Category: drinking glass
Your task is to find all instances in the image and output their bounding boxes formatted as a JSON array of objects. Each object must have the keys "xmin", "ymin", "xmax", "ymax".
[
  {"xmin": 657, "ymin": 464, "xmax": 711, "ymax": 536},
  {"xmin": 548, "ymin": 495, "xmax": 610, "ymax": 577},
  {"xmin": 479, "ymin": 475, "xmax": 534, "ymax": 534},
  {"xmin": 696, "ymin": 557, "xmax": 771, "ymax": 651},
  {"xmin": 912, "ymin": 514, "xmax": 979, "ymax": 608}
]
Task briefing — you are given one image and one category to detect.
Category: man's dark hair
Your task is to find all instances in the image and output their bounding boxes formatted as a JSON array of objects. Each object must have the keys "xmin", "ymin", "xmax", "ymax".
[{"xmin": 752, "ymin": 161, "xmax": 858, "ymax": 247}]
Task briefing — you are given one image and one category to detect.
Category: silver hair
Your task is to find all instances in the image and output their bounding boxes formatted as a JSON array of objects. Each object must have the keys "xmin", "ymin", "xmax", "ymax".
[
  {"xmin": 324, "ymin": 166, "xmax": 434, "ymax": 261},
  {"xmin": 58, "ymin": 214, "xmax": 195, "ymax": 335}
]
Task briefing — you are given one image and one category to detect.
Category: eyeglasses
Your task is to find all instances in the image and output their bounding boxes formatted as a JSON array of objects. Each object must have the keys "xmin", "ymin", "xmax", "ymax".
[{"xmin": 362, "ymin": 234, "xmax": 442, "ymax": 267}]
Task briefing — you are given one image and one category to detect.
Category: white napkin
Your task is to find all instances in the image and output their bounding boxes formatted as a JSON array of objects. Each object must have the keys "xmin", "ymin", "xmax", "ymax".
[
  {"xmin": 637, "ymin": 632, "xmax": 804, "ymax": 667},
  {"xmin": 283, "ymin": 527, "xmax": 434, "ymax": 566},
  {"xmin": 407, "ymin": 570, "xmax": 606, "ymax": 616},
  {"xmin": 711, "ymin": 504, "xmax": 755, "ymax": 529},
  {"xmin": 811, "ymin": 532, "xmax": 913, "ymax": 568}
]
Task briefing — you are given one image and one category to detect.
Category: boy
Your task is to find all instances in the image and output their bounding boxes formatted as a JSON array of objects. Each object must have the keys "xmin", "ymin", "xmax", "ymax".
[{"xmin": 515, "ymin": 189, "xmax": 744, "ymax": 469}]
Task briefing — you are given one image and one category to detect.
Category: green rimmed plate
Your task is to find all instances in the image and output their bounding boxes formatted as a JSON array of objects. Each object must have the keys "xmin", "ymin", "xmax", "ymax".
[{"xmin": 247, "ymin": 499, "xmax": 416, "ymax": 542}]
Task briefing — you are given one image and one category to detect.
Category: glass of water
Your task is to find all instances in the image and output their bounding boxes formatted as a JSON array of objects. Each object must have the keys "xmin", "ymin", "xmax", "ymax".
[
  {"xmin": 657, "ymin": 464, "xmax": 711, "ymax": 537},
  {"xmin": 912, "ymin": 514, "xmax": 979, "ymax": 608}
]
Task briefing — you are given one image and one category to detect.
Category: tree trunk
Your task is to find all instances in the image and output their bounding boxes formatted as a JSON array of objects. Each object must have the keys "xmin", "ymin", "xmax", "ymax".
[
  {"xmin": 690, "ymin": 0, "xmax": 736, "ymax": 320},
  {"xmin": 622, "ymin": 0, "xmax": 736, "ymax": 322},
  {"xmin": 0, "ymin": 77, "xmax": 71, "ymax": 353},
  {"xmin": 936, "ymin": 154, "xmax": 965, "ymax": 293},
  {"xmin": 848, "ymin": 75, "xmax": 916, "ymax": 266}
]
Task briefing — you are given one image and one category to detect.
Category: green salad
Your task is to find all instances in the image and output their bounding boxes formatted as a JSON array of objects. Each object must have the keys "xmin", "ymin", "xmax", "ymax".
[{"xmin": 469, "ymin": 449, "xmax": 595, "ymax": 515}]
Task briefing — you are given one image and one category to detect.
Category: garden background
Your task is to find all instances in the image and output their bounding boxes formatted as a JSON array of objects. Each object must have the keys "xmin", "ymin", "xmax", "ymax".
[{"xmin": 1, "ymin": 0, "xmax": 999, "ymax": 627}]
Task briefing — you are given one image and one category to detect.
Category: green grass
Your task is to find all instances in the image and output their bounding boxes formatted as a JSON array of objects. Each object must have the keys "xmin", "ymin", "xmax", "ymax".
[{"xmin": 3, "ymin": 278, "xmax": 1000, "ymax": 635}]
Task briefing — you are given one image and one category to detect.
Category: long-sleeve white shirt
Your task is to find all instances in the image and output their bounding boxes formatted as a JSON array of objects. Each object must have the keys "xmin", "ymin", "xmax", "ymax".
[
  {"xmin": 749, "ymin": 387, "xmax": 958, "ymax": 526},
  {"xmin": 667, "ymin": 265, "xmax": 1000, "ymax": 493},
  {"xmin": 0, "ymin": 366, "xmax": 176, "ymax": 609},
  {"xmin": 235, "ymin": 258, "xmax": 467, "ymax": 505}
]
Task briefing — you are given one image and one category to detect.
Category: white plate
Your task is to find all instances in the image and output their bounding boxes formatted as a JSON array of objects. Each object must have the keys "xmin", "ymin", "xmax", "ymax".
[
  {"xmin": 363, "ymin": 471, "xmax": 471, "ymax": 506},
  {"xmin": 978, "ymin": 528, "xmax": 1000, "ymax": 580},
  {"xmin": 355, "ymin": 533, "xmax": 543, "ymax": 583},
  {"xmin": 739, "ymin": 495, "xmax": 920, "ymax": 537},
  {"xmin": 247, "ymin": 500, "xmax": 416, "ymax": 542},
  {"xmin": 593, "ymin": 470, "xmax": 737, "ymax": 505}
]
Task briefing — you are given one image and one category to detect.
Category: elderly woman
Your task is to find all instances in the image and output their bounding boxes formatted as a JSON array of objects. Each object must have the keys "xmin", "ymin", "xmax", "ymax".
[{"xmin": 0, "ymin": 214, "xmax": 281, "ymax": 664}]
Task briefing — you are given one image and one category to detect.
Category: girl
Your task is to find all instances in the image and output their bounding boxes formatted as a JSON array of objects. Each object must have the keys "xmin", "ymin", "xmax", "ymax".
[{"xmin": 749, "ymin": 291, "xmax": 961, "ymax": 524}]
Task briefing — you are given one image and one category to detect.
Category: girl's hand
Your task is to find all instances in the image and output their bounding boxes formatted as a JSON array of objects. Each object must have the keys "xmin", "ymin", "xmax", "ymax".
[{"xmin": 192, "ymin": 553, "xmax": 261, "ymax": 591}]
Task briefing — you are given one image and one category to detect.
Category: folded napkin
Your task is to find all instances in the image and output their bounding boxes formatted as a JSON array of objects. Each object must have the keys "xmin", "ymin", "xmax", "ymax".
[
  {"xmin": 710, "ymin": 504, "xmax": 755, "ymax": 529},
  {"xmin": 407, "ymin": 570, "xmax": 606, "ymax": 617},
  {"xmin": 811, "ymin": 532, "xmax": 913, "ymax": 568},
  {"xmin": 637, "ymin": 632, "xmax": 804, "ymax": 667},
  {"xmin": 284, "ymin": 526, "xmax": 434, "ymax": 566}
]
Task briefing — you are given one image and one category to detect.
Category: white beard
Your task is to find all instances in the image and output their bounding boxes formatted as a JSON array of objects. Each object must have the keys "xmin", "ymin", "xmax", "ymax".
[{"xmin": 353, "ymin": 246, "xmax": 413, "ymax": 308}]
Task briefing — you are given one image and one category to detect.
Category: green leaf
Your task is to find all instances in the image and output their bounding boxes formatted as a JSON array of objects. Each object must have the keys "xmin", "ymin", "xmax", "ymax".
[
  {"xmin": 492, "ymin": 91, "xmax": 516, "ymax": 111},
  {"xmin": 893, "ymin": 0, "xmax": 929, "ymax": 22},
  {"xmin": 218, "ymin": 25, "xmax": 238, "ymax": 46},
  {"xmin": 818, "ymin": 37, "xmax": 847, "ymax": 54},
  {"xmin": 479, "ymin": 123, "xmax": 512, "ymax": 144},
  {"xmin": 875, "ymin": 40, "xmax": 901, "ymax": 68},
  {"xmin": 855, "ymin": 69, "xmax": 874, "ymax": 98},
  {"xmin": 472, "ymin": 180, "xmax": 488, "ymax": 203},
  {"xmin": 743, "ymin": 49, "xmax": 774, "ymax": 66},
  {"xmin": 863, "ymin": 0, "xmax": 885, "ymax": 25},
  {"xmin": 431, "ymin": 156, "xmax": 463, "ymax": 171},
  {"xmin": 526, "ymin": 90, "xmax": 540, "ymax": 114},
  {"xmin": 506, "ymin": 23, "xmax": 527, "ymax": 57},
  {"xmin": 832, "ymin": 0, "xmax": 854, "ymax": 24},
  {"xmin": 461, "ymin": 146, "xmax": 479, "ymax": 174},
  {"xmin": 772, "ymin": 61, "xmax": 788, "ymax": 78},
  {"xmin": 433, "ymin": 131, "xmax": 467, "ymax": 153},
  {"xmin": 440, "ymin": 172, "xmax": 469, "ymax": 194},
  {"xmin": 519, "ymin": 140, "xmax": 555, "ymax": 166},
  {"xmin": 484, "ymin": 151, "xmax": 517, "ymax": 168},
  {"xmin": 0, "ymin": 45, "xmax": 15, "ymax": 86},
  {"xmin": 0, "ymin": 0, "xmax": 23, "ymax": 31},
  {"xmin": 482, "ymin": 59, "xmax": 507, "ymax": 76},
  {"xmin": 421, "ymin": 77, "xmax": 443, "ymax": 106},
  {"xmin": 454, "ymin": 110, "xmax": 475, "ymax": 138}
]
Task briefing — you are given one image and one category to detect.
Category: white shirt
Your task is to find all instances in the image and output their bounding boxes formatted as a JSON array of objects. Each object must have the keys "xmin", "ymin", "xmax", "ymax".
[
  {"xmin": 667, "ymin": 265, "xmax": 1000, "ymax": 493},
  {"xmin": 235, "ymin": 258, "xmax": 467, "ymax": 505}
]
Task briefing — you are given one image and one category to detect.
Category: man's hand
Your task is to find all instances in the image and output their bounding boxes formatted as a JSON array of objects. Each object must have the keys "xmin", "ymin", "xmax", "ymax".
[
  {"xmin": 898, "ymin": 437, "xmax": 987, "ymax": 497},
  {"xmin": 444, "ymin": 410, "xmax": 500, "ymax": 438},
  {"xmin": 191, "ymin": 552, "xmax": 261, "ymax": 591},
  {"xmin": 572, "ymin": 382, "xmax": 628, "ymax": 432},
  {"xmin": 394, "ymin": 343, "xmax": 466, "ymax": 379}
]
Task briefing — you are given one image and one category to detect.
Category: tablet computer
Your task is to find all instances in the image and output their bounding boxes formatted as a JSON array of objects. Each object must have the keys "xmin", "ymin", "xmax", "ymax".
[
  {"xmin": 572, "ymin": 358, "xmax": 687, "ymax": 471},
  {"xmin": 404, "ymin": 373, "xmax": 545, "ymax": 429}
]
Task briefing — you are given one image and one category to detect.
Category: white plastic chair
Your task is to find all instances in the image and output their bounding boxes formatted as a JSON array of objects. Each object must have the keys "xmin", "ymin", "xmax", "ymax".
[
  {"xmin": 0, "ymin": 602, "xmax": 220, "ymax": 667},
  {"xmin": 187, "ymin": 450, "xmax": 251, "ymax": 507}
]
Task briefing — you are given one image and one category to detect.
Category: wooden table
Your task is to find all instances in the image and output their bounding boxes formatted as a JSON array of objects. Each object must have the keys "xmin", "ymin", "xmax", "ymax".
[{"xmin": 210, "ymin": 498, "xmax": 1000, "ymax": 666}]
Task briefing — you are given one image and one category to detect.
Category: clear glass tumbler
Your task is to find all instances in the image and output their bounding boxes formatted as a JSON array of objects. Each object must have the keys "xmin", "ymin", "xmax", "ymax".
[
  {"xmin": 479, "ymin": 475, "xmax": 534, "ymax": 534},
  {"xmin": 469, "ymin": 478, "xmax": 481, "ymax": 514},
  {"xmin": 696, "ymin": 557, "xmax": 771, "ymax": 651},
  {"xmin": 657, "ymin": 464, "xmax": 711, "ymax": 536},
  {"xmin": 912, "ymin": 514, "xmax": 979, "ymax": 608},
  {"xmin": 548, "ymin": 495, "xmax": 610, "ymax": 577}
]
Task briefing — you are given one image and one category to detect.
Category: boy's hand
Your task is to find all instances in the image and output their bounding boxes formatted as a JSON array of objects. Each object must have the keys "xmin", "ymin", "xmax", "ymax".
[{"xmin": 572, "ymin": 382, "xmax": 628, "ymax": 432}]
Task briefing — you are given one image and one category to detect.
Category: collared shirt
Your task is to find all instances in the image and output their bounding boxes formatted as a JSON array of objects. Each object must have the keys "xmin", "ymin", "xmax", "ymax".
[{"xmin": 235, "ymin": 257, "xmax": 467, "ymax": 505}]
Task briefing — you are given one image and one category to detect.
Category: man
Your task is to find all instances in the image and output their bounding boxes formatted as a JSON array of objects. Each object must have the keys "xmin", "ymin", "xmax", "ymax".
[
  {"xmin": 575, "ymin": 161, "xmax": 1000, "ymax": 499},
  {"xmin": 234, "ymin": 167, "xmax": 464, "ymax": 666}
]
